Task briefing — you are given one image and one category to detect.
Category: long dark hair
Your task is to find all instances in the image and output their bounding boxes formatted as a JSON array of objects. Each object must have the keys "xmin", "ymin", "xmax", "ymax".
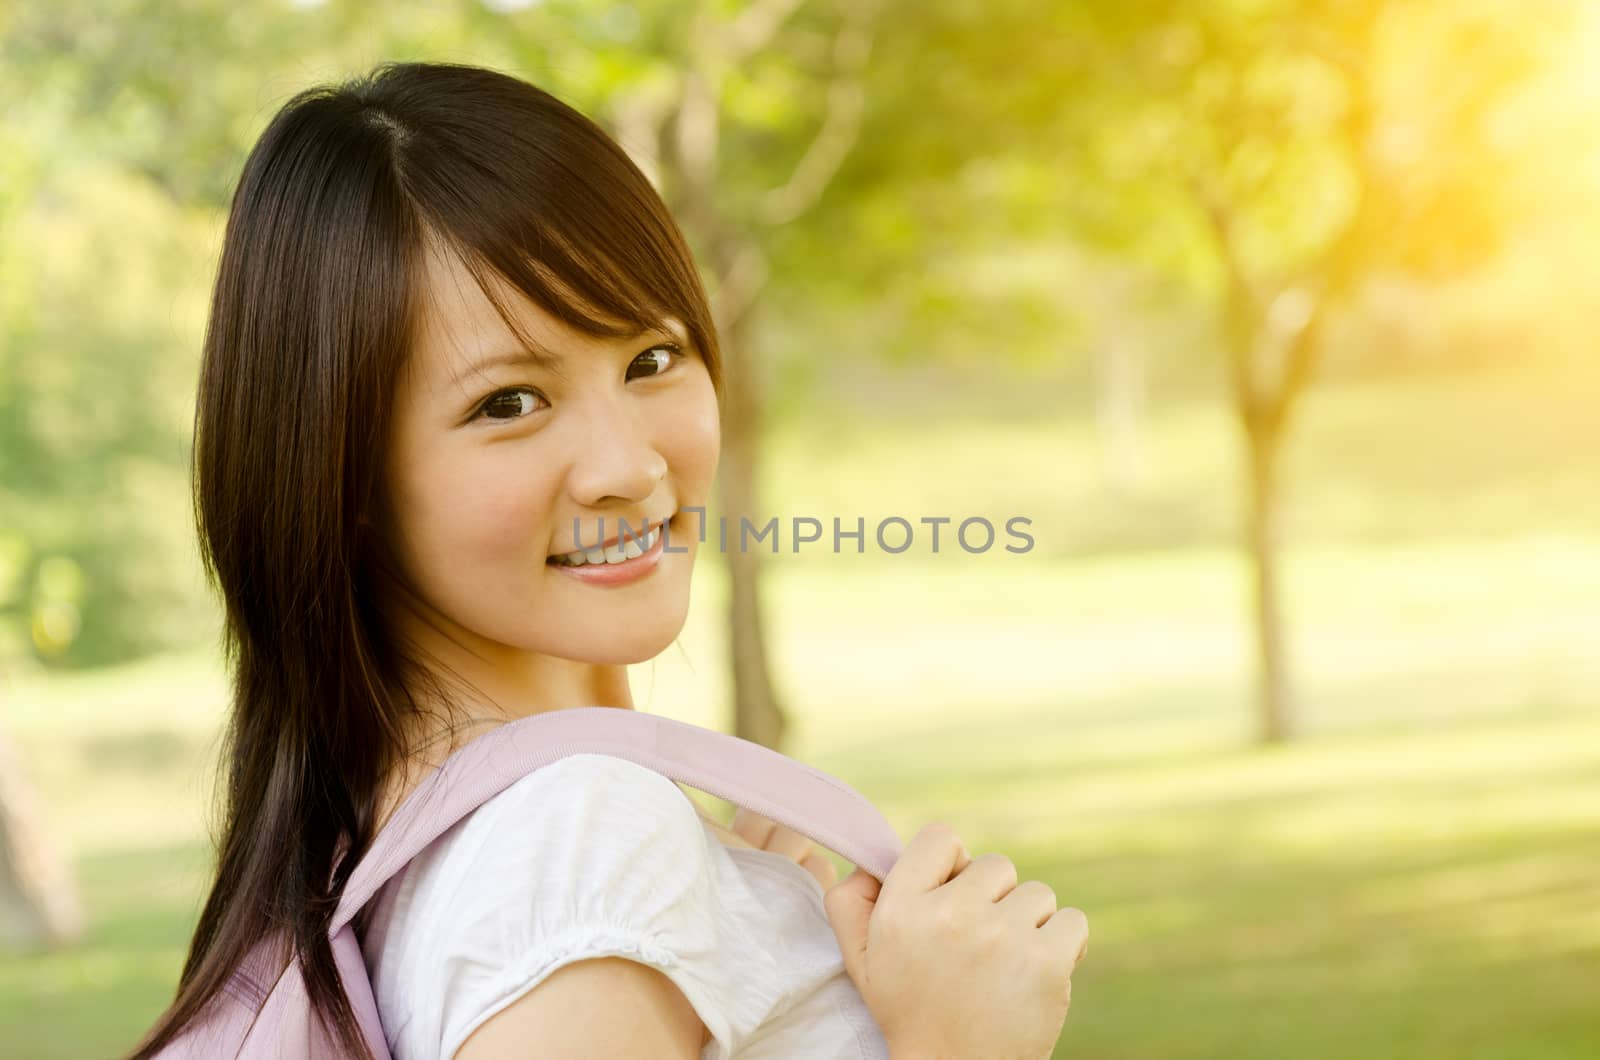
[{"xmin": 129, "ymin": 61, "xmax": 723, "ymax": 1059}]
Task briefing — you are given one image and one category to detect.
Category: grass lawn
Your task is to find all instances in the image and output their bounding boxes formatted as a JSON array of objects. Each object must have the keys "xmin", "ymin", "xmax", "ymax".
[{"xmin": 2, "ymin": 366, "xmax": 1596, "ymax": 1057}]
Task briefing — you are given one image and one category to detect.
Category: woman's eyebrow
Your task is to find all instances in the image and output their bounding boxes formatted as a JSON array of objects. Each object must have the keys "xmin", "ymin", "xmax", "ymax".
[
  {"xmin": 450, "ymin": 324, "xmax": 684, "ymax": 387},
  {"xmin": 454, "ymin": 345, "xmax": 565, "ymax": 385}
]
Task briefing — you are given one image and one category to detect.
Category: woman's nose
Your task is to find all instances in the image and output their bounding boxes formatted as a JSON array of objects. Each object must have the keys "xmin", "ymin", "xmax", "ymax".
[{"xmin": 562, "ymin": 395, "xmax": 668, "ymax": 506}]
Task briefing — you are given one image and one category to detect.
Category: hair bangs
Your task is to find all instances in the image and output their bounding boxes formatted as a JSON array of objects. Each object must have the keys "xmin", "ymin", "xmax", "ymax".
[{"xmin": 388, "ymin": 75, "xmax": 723, "ymax": 390}]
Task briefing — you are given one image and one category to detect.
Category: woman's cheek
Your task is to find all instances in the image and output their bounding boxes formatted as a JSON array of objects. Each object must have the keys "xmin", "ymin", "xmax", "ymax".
[
  {"xmin": 451, "ymin": 455, "xmax": 554, "ymax": 556},
  {"xmin": 666, "ymin": 376, "xmax": 722, "ymax": 483}
]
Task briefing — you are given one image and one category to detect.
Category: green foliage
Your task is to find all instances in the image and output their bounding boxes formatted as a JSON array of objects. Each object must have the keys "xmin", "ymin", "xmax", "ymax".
[
  {"xmin": 1, "ymin": 0, "xmax": 1594, "ymax": 665},
  {"xmin": 6, "ymin": 522, "xmax": 1599, "ymax": 1056}
]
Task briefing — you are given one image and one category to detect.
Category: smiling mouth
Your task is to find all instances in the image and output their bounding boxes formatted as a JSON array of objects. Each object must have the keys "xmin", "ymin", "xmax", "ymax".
[{"xmin": 547, "ymin": 517, "xmax": 670, "ymax": 567}]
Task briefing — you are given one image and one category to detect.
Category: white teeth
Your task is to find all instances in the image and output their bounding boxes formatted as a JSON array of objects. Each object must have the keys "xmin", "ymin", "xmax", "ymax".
[{"xmin": 552, "ymin": 525, "xmax": 659, "ymax": 567}]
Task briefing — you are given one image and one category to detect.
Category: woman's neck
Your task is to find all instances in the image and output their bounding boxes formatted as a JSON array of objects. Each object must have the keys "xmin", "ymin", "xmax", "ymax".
[{"xmin": 368, "ymin": 659, "xmax": 636, "ymax": 837}]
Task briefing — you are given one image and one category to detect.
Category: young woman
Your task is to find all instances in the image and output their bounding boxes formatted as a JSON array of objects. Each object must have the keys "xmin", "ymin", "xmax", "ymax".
[{"xmin": 130, "ymin": 61, "xmax": 1089, "ymax": 1060}]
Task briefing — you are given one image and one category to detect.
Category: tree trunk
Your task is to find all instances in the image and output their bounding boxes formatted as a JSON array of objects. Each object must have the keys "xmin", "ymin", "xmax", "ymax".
[
  {"xmin": 0, "ymin": 725, "xmax": 84, "ymax": 950},
  {"xmin": 1092, "ymin": 329, "xmax": 1150, "ymax": 499},
  {"xmin": 717, "ymin": 300, "xmax": 790, "ymax": 753},
  {"xmin": 1244, "ymin": 425, "xmax": 1295, "ymax": 744}
]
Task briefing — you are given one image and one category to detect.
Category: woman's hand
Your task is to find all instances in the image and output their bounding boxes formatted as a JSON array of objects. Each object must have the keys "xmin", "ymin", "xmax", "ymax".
[
  {"xmin": 732, "ymin": 806, "xmax": 839, "ymax": 890},
  {"xmin": 823, "ymin": 822, "xmax": 1090, "ymax": 1060}
]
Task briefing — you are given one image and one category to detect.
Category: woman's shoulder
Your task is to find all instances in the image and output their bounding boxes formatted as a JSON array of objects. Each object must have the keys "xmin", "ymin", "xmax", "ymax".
[
  {"xmin": 360, "ymin": 752, "xmax": 726, "ymax": 966},
  {"xmin": 359, "ymin": 752, "xmax": 787, "ymax": 1059},
  {"xmin": 462, "ymin": 751, "xmax": 706, "ymax": 834},
  {"xmin": 403, "ymin": 752, "xmax": 713, "ymax": 902}
]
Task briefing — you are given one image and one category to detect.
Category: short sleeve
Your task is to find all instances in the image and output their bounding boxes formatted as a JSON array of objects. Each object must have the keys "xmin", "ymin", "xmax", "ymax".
[{"xmin": 401, "ymin": 753, "xmax": 787, "ymax": 1060}]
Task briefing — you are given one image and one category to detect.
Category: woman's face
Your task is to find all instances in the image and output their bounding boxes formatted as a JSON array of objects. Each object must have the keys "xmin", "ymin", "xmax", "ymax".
[{"xmin": 377, "ymin": 243, "xmax": 720, "ymax": 675}]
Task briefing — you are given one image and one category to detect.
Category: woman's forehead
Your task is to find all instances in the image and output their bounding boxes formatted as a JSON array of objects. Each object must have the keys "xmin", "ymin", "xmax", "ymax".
[
  {"xmin": 409, "ymin": 245, "xmax": 540, "ymax": 388},
  {"xmin": 406, "ymin": 244, "xmax": 685, "ymax": 398}
]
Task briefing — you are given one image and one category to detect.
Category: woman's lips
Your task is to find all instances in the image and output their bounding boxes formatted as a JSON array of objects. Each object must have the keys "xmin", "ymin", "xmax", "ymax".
[
  {"xmin": 550, "ymin": 515, "xmax": 670, "ymax": 557},
  {"xmin": 546, "ymin": 521, "xmax": 668, "ymax": 586}
]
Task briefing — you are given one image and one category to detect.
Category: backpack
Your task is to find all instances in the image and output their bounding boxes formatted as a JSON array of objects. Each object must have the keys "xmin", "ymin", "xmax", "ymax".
[{"xmin": 141, "ymin": 706, "xmax": 905, "ymax": 1058}]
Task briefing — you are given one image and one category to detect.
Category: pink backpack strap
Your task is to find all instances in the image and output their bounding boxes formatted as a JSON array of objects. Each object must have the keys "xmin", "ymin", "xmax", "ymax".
[
  {"xmin": 198, "ymin": 708, "xmax": 901, "ymax": 1058},
  {"xmin": 333, "ymin": 706, "xmax": 904, "ymax": 932}
]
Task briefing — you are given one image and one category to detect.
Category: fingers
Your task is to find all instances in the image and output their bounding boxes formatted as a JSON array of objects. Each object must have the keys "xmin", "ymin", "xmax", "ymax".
[
  {"xmin": 879, "ymin": 822, "xmax": 970, "ymax": 909},
  {"xmin": 731, "ymin": 805, "xmax": 778, "ymax": 849},
  {"xmin": 800, "ymin": 850, "xmax": 839, "ymax": 889},
  {"xmin": 732, "ymin": 808, "xmax": 842, "ymax": 889},
  {"xmin": 947, "ymin": 852, "xmax": 1020, "ymax": 903},
  {"xmin": 952, "ymin": 842, "xmax": 972, "ymax": 878},
  {"xmin": 733, "ymin": 807, "xmax": 818, "ymax": 866},
  {"xmin": 995, "ymin": 877, "xmax": 1055, "ymax": 927},
  {"xmin": 1041, "ymin": 905, "xmax": 1090, "ymax": 971}
]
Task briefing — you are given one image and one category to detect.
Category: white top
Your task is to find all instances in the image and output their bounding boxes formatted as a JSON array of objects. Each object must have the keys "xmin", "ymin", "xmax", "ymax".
[{"xmin": 356, "ymin": 752, "xmax": 891, "ymax": 1060}]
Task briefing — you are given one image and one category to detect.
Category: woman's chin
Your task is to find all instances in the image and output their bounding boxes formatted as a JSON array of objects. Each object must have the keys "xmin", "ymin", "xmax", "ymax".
[
  {"xmin": 583, "ymin": 639, "xmax": 681, "ymax": 667},
  {"xmin": 550, "ymin": 619, "xmax": 688, "ymax": 667}
]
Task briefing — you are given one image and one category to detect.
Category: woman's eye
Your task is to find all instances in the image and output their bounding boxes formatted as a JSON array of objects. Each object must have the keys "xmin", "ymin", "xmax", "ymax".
[
  {"xmin": 477, "ymin": 387, "xmax": 546, "ymax": 421},
  {"xmin": 627, "ymin": 343, "xmax": 680, "ymax": 381},
  {"xmin": 474, "ymin": 344, "xmax": 677, "ymax": 422}
]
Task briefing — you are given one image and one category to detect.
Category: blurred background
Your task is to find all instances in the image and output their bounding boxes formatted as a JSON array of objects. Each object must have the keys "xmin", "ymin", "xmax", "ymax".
[{"xmin": 1, "ymin": 0, "xmax": 1597, "ymax": 1056}]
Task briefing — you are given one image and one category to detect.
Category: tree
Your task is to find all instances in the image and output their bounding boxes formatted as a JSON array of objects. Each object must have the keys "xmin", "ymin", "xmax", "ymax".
[
  {"xmin": 656, "ymin": 0, "xmax": 877, "ymax": 750},
  {"xmin": 1071, "ymin": 1, "xmax": 1548, "ymax": 742},
  {"xmin": 0, "ymin": 720, "xmax": 85, "ymax": 951},
  {"xmin": 7, "ymin": 0, "xmax": 889, "ymax": 751},
  {"xmin": 486, "ymin": 0, "xmax": 880, "ymax": 750},
  {"xmin": 803, "ymin": 0, "xmax": 1558, "ymax": 743}
]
